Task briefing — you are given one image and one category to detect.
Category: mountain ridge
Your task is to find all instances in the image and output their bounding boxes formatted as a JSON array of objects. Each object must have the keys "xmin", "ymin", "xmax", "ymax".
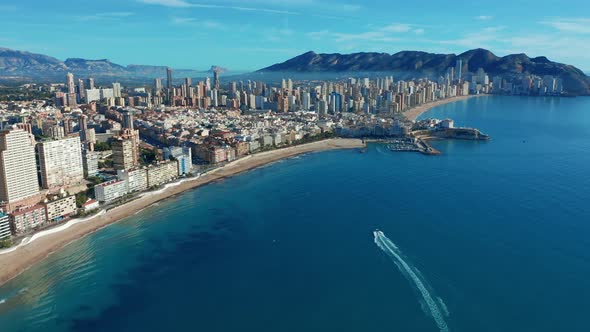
[
  {"xmin": 0, "ymin": 47, "xmax": 220, "ymax": 82},
  {"xmin": 258, "ymin": 48, "xmax": 590, "ymax": 95}
]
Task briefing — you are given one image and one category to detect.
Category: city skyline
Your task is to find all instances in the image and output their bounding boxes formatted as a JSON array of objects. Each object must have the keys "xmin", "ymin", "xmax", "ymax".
[{"xmin": 1, "ymin": 0, "xmax": 590, "ymax": 71}]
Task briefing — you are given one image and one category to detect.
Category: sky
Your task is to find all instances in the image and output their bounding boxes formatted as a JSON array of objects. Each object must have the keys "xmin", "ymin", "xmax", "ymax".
[{"xmin": 1, "ymin": 0, "xmax": 590, "ymax": 71}]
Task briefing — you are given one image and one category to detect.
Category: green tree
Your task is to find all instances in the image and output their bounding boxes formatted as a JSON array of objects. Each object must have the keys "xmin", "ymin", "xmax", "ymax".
[
  {"xmin": 75, "ymin": 192, "xmax": 88, "ymax": 208},
  {"xmin": 94, "ymin": 142, "xmax": 111, "ymax": 151}
]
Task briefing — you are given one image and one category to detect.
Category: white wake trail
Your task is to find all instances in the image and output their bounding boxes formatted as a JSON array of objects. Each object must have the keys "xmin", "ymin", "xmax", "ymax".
[{"xmin": 374, "ymin": 231, "xmax": 450, "ymax": 332}]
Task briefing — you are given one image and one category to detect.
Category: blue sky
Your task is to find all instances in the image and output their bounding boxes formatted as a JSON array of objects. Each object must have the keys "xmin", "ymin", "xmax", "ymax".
[{"xmin": 1, "ymin": 0, "xmax": 590, "ymax": 71}]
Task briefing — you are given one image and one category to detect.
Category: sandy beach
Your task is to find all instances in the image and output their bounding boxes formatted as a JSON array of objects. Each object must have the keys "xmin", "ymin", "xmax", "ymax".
[
  {"xmin": 0, "ymin": 138, "xmax": 364, "ymax": 286},
  {"xmin": 403, "ymin": 94, "xmax": 486, "ymax": 121}
]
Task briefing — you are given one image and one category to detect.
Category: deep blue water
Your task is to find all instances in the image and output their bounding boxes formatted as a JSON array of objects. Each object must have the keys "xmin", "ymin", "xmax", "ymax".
[{"xmin": 1, "ymin": 96, "xmax": 590, "ymax": 332}]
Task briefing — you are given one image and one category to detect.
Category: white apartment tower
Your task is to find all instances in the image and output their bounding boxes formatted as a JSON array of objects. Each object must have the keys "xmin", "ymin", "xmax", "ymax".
[
  {"xmin": 0, "ymin": 128, "xmax": 40, "ymax": 204},
  {"xmin": 37, "ymin": 136, "xmax": 84, "ymax": 190}
]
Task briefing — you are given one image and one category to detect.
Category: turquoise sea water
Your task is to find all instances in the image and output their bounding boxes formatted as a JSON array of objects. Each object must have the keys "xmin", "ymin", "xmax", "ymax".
[{"xmin": 1, "ymin": 96, "xmax": 590, "ymax": 332}]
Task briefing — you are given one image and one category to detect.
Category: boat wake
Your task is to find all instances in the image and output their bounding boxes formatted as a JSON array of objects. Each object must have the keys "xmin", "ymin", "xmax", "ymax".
[{"xmin": 374, "ymin": 230, "xmax": 450, "ymax": 332}]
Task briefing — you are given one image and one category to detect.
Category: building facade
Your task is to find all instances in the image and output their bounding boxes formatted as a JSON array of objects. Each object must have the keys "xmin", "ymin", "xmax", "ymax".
[
  {"xmin": 146, "ymin": 161, "xmax": 178, "ymax": 188},
  {"xmin": 0, "ymin": 128, "xmax": 40, "ymax": 206},
  {"xmin": 112, "ymin": 137, "xmax": 137, "ymax": 171},
  {"xmin": 10, "ymin": 204, "xmax": 47, "ymax": 234},
  {"xmin": 94, "ymin": 180, "xmax": 128, "ymax": 203},
  {"xmin": 0, "ymin": 212, "xmax": 11, "ymax": 239},
  {"xmin": 37, "ymin": 136, "xmax": 84, "ymax": 190},
  {"xmin": 43, "ymin": 194, "xmax": 77, "ymax": 222},
  {"xmin": 117, "ymin": 168, "xmax": 148, "ymax": 193},
  {"xmin": 82, "ymin": 150, "xmax": 99, "ymax": 177}
]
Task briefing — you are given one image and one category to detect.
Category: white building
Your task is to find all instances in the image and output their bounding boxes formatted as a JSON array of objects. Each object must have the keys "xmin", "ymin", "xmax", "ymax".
[
  {"xmin": 100, "ymin": 88, "xmax": 115, "ymax": 99},
  {"xmin": 117, "ymin": 168, "xmax": 148, "ymax": 193},
  {"xmin": 0, "ymin": 128, "xmax": 40, "ymax": 204},
  {"xmin": 43, "ymin": 193, "xmax": 77, "ymax": 222},
  {"xmin": 85, "ymin": 88, "xmax": 101, "ymax": 103},
  {"xmin": 94, "ymin": 180, "xmax": 128, "ymax": 203},
  {"xmin": 146, "ymin": 161, "xmax": 178, "ymax": 188},
  {"xmin": 37, "ymin": 136, "xmax": 84, "ymax": 190},
  {"xmin": 0, "ymin": 212, "xmax": 11, "ymax": 239},
  {"xmin": 82, "ymin": 150, "xmax": 99, "ymax": 177},
  {"xmin": 81, "ymin": 199, "xmax": 99, "ymax": 213},
  {"xmin": 112, "ymin": 82, "xmax": 122, "ymax": 98}
]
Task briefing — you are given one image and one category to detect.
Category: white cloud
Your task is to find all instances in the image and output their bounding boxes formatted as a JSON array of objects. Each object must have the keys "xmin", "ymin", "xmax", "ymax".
[
  {"xmin": 476, "ymin": 15, "xmax": 493, "ymax": 20},
  {"xmin": 333, "ymin": 31, "xmax": 400, "ymax": 43},
  {"xmin": 307, "ymin": 23, "xmax": 423, "ymax": 45},
  {"xmin": 380, "ymin": 23, "xmax": 413, "ymax": 33},
  {"xmin": 171, "ymin": 17, "xmax": 223, "ymax": 29},
  {"xmin": 139, "ymin": 0, "xmax": 192, "ymax": 7},
  {"xmin": 440, "ymin": 26, "xmax": 505, "ymax": 49},
  {"xmin": 138, "ymin": 0, "xmax": 299, "ymax": 14},
  {"xmin": 77, "ymin": 12, "xmax": 135, "ymax": 21},
  {"xmin": 540, "ymin": 18, "xmax": 590, "ymax": 34}
]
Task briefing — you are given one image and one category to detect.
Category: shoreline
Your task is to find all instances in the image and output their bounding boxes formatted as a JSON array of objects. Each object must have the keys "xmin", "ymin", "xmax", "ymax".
[
  {"xmin": 0, "ymin": 138, "xmax": 364, "ymax": 287},
  {"xmin": 403, "ymin": 94, "xmax": 487, "ymax": 121}
]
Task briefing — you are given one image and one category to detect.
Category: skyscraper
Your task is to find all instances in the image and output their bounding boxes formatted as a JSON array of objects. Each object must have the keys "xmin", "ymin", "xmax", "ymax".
[
  {"xmin": 86, "ymin": 78, "xmax": 95, "ymax": 90},
  {"xmin": 122, "ymin": 111, "xmax": 134, "ymax": 130},
  {"xmin": 0, "ymin": 128, "xmax": 40, "ymax": 205},
  {"xmin": 167, "ymin": 68, "xmax": 173, "ymax": 89},
  {"xmin": 154, "ymin": 78, "xmax": 162, "ymax": 92},
  {"xmin": 455, "ymin": 59, "xmax": 463, "ymax": 83},
  {"xmin": 166, "ymin": 67, "xmax": 173, "ymax": 105},
  {"xmin": 113, "ymin": 82, "xmax": 122, "ymax": 98},
  {"xmin": 37, "ymin": 136, "xmax": 84, "ymax": 190},
  {"xmin": 66, "ymin": 73, "xmax": 77, "ymax": 107},
  {"xmin": 66, "ymin": 73, "xmax": 76, "ymax": 94},
  {"xmin": 77, "ymin": 79, "xmax": 86, "ymax": 102},
  {"xmin": 214, "ymin": 69, "xmax": 220, "ymax": 90},
  {"xmin": 112, "ymin": 136, "xmax": 139, "ymax": 171}
]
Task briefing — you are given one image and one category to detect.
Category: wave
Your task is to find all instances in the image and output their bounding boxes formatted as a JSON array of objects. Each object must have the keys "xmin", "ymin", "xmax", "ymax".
[{"xmin": 374, "ymin": 230, "xmax": 450, "ymax": 332}]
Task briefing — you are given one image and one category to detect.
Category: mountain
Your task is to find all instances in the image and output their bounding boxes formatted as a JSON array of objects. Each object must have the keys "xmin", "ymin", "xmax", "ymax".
[
  {"xmin": 259, "ymin": 49, "xmax": 590, "ymax": 95},
  {"xmin": 0, "ymin": 47, "xmax": 220, "ymax": 84}
]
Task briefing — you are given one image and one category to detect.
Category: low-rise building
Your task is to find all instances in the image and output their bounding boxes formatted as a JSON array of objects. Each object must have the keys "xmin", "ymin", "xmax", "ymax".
[
  {"xmin": 81, "ymin": 199, "xmax": 99, "ymax": 213},
  {"xmin": 10, "ymin": 204, "xmax": 47, "ymax": 234},
  {"xmin": 43, "ymin": 193, "xmax": 77, "ymax": 222},
  {"xmin": 94, "ymin": 180, "xmax": 128, "ymax": 203},
  {"xmin": 0, "ymin": 212, "xmax": 11, "ymax": 239}
]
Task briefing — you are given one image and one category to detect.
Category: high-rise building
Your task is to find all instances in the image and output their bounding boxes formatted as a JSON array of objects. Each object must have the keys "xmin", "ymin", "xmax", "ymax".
[
  {"xmin": 0, "ymin": 128, "xmax": 40, "ymax": 205},
  {"xmin": 154, "ymin": 78, "xmax": 162, "ymax": 93},
  {"xmin": 112, "ymin": 130, "xmax": 139, "ymax": 171},
  {"xmin": 65, "ymin": 73, "xmax": 77, "ymax": 107},
  {"xmin": 113, "ymin": 82, "xmax": 122, "ymax": 98},
  {"xmin": 166, "ymin": 68, "xmax": 173, "ymax": 90},
  {"xmin": 82, "ymin": 149, "xmax": 99, "ymax": 177},
  {"xmin": 166, "ymin": 67, "xmax": 173, "ymax": 105},
  {"xmin": 214, "ymin": 69, "xmax": 220, "ymax": 90},
  {"xmin": 85, "ymin": 88, "xmax": 100, "ymax": 103},
  {"xmin": 77, "ymin": 79, "xmax": 86, "ymax": 102},
  {"xmin": 66, "ymin": 73, "xmax": 76, "ymax": 94},
  {"xmin": 455, "ymin": 59, "xmax": 463, "ymax": 83},
  {"xmin": 122, "ymin": 111, "xmax": 134, "ymax": 130},
  {"xmin": 86, "ymin": 78, "xmax": 95, "ymax": 90},
  {"xmin": 37, "ymin": 136, "xmax": 84, "ymax": 190}
]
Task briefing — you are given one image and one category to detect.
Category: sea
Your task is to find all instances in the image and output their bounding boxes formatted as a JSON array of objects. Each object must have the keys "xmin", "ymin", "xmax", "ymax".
[{"xmin": 1, "ymin": 95, "xmax": 589, "ymax": 332}]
